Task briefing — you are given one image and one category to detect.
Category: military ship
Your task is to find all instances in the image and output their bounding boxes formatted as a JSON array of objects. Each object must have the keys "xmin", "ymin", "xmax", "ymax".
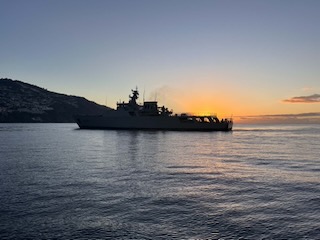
[{"xmin": 75, "ymin": 88, "xmax": 233, "ymax": 131}]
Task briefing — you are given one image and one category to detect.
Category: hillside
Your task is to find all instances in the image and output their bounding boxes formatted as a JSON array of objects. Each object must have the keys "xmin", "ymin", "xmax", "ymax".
[{"xmin": 0, "ymin": 78, "xmax": 111, "ymax": 123}]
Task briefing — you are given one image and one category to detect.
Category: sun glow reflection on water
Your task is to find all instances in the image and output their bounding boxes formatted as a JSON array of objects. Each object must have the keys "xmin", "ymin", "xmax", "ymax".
[{"xmin": 0, "ymin": 123, "xmax": 319, "ymax": 239}]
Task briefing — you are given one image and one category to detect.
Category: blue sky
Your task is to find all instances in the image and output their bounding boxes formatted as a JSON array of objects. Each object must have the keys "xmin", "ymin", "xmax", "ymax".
[{"xmin": 1, "ymin": 0, "xmax": 319, "ymax": 121}]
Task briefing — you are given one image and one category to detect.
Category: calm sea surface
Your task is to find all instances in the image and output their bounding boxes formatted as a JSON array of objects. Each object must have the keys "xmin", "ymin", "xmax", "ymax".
[{"xmin": 0, "ymin": 123, "xmax": 319, "ymax": 239}]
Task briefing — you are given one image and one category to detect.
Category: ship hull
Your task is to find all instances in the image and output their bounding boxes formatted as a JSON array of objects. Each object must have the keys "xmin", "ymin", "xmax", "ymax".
[{"xmin": 75, "ymin": 115, "xmax": 233, "ymax": 131}]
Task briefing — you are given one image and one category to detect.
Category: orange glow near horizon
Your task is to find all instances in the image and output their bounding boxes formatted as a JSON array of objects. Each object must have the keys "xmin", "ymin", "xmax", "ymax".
[
  {"xmin": 168, "ymin": 94, "xmax": 320, "ymax": 124},
  {"xmin": 168, "ymin": 91, "xmax": 234, "ymax": 118},
  {"xmin": 90, "ymin": 85, "xmax": 320, "ymax": 124}
]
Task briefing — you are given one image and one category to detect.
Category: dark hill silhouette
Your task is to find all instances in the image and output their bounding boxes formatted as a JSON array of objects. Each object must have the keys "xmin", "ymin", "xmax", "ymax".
[{"xmin": 0, "ymin": 78, "xmax": 111, "ymax": 123}]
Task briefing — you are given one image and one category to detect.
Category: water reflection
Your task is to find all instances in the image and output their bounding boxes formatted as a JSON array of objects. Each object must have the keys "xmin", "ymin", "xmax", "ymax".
[{"xmin": 1, "ymin": 124, "xmax": 319, "ymax": 239}]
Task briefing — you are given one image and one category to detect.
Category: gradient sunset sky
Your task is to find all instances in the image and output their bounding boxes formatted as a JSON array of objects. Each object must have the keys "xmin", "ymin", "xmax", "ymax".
[{"xmin": 1, "ymin": 0, "xmax": 319, "ymax": 123}]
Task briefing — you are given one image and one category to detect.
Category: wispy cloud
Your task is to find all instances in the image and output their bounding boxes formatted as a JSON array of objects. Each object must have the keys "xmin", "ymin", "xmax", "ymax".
[
  {"xmin": 282, "ymin": 94, "xmax": 320, "ymax": 103},
  {"xmin": 243, "ymin": 112, "xmax": 320, "ymax": 118},
  {"xmin": 235, "ymin": 112, "xmax": 320, "ymax": 124},
  {"xmin": 302, "ymin": 87, "xmax": 313, "ymax": 92}
]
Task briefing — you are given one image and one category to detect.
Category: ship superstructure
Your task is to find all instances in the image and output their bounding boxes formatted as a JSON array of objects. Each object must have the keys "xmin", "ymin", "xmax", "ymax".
[{"xmin": 75, "ymin": 88, "xmax": 233, "ymax": 131}]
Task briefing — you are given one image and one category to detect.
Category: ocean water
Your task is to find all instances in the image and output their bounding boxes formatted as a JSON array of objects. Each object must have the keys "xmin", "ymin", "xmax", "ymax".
[{"xmin": 0, "ymin": 123, "xmax": 319, "ymax": 239}]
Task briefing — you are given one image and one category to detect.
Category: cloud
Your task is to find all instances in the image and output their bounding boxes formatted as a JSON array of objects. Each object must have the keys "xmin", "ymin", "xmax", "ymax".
[
  {"xmin": 261, "ymin": 112, "xmax": 319, "ymax": 118},
  {"xmin": 235, "ymin": 112, "xmax": 320, "ymax": 124},
  {"xmin": 282, "ymin": 94, "xmax": 320, "ymax": 103},
  {"xmin": 302, "ymin": 87, "xmax": 313, "ymax": 92}
]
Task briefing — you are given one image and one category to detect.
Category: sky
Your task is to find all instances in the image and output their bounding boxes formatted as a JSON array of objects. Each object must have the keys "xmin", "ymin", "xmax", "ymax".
[{"xmin": 1, "ymin": 0, "xmax": 319, "ymax": 123}]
